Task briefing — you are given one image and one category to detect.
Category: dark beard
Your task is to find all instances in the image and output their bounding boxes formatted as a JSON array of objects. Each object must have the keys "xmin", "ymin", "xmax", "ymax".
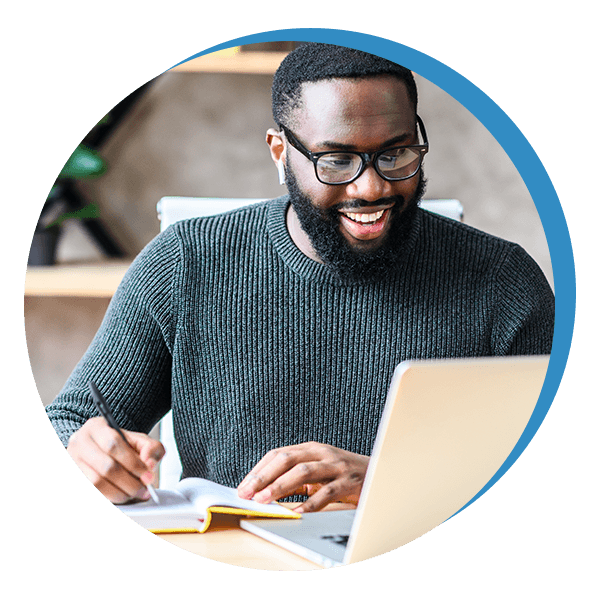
[{"xmin": 286, "ymin": 167, "xmax": 427, "ymax": 282}]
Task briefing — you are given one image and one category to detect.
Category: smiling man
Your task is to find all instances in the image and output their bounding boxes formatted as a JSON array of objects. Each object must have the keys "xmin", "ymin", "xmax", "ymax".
[{"xmin": 46, "ymin": 43, "xmax": 555, "ymax": 513}]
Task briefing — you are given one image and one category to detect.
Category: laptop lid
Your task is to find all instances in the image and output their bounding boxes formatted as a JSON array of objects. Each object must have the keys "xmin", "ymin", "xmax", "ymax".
[{"xmin": 344, "ymin": 355, "xmax": 549, "ymax": 564}]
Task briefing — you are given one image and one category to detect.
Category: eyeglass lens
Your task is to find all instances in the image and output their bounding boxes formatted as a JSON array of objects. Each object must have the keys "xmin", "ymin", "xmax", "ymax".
[{"xmin": 316, "ymin": 147, "xmax": 423, "ymax": 184}]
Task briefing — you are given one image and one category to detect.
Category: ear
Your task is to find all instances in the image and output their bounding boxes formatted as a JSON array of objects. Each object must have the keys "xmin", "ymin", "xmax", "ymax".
[{"xmin": 266, "ymin": 127, "xmax": 286, "ymax": 165}]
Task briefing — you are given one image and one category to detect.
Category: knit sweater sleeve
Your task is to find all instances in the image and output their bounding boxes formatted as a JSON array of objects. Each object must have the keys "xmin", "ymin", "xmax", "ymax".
[
  {"xmin": 491, "ymin": 243, "xmax": 555, "ymax": 356},
  {"xmin": 45, "ymin": 227, "xmax": 181, "ymax": 446}
]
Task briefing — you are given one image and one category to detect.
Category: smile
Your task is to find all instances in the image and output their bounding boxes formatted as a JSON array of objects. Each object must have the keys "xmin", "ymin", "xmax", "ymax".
[
  {"xmin": 338, "ymin": 207, "xmax": 392, "ymax": 241},
  {"xmin": 343, "ymin": 209, "xmax": 386, "ymax": 224}
]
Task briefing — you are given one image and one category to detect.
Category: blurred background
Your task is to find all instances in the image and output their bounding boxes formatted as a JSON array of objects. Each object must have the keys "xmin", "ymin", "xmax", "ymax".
[{"xmin": 24, "ymin": 41, "xmax": 553, "ymax": 408}]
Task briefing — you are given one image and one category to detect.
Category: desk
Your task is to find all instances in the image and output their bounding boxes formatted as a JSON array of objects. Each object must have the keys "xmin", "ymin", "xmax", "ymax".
[{"xmin": 155, "ymin": 503, "xmax": 355, "ymax": 570}]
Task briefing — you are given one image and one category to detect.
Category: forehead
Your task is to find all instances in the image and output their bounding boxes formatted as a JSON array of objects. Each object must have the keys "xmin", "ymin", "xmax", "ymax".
[{"xmin": 291, "ymin": 76, "xmax": 415, "ymax": 150}]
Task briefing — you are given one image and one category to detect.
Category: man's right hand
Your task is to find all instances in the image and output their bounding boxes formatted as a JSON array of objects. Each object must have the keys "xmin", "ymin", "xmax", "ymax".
[{"xmin": 67, "ymin": 417, "xmax": 165, "ymax": 504}]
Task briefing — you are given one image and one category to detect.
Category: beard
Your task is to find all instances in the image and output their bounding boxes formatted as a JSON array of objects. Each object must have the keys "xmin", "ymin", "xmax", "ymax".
[{"xmin": 285, "ymin": 166, "xmax": 427, "ymax": 282}]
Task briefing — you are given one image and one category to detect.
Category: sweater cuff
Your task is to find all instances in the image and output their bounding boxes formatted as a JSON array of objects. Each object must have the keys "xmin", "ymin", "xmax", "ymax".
[{"xmin": 48, "ymin": 418, "xmax": 83, "ymax": 447}]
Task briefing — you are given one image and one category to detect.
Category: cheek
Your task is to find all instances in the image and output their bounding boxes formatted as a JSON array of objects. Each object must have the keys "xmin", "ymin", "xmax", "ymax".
[
  {"xmin": 393, "ymin": 178, "xmax": 419, "ymax": 203},
  {"xmin": 292, "ymin": 162, "xmax": 342, "ymax": 209},
  {"xmin": 309, "ymin": 187, "xmax": 343, "ymax": 212}
]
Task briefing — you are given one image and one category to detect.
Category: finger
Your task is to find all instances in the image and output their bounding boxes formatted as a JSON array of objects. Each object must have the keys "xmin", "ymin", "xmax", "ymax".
[
  {"xmin": 75, "ymin": 458, "xmax": 141, "ymax": 505},
  {"xmin": 238, "ymin": 447, "xmax": 304, "ymax": 498},
  {"xmin": 91, "ymin": 426, "xmax": 155, "ymax": 485},
  {"xmin": 294, "ymin": 478, "xmax": 353, "ymax": 513},
  {"xmin": 77, "ymin": 459, "xmax": 130, "ymax": 503},
  {"xmin": 251, "ymin": 461, "xmax": 339, "ymax": 503},
  {"xmin": 238, "ymin": 443, "xmax": 325, "ymax": 497},
  {"xmin": 237, "ymin": 448, "xmax": 287, "ymax": 496},
  {"xmin": 76, "ymin": 438, "xmax": 153, "ymax": 499},
  {"xmin": 239, "ymin": 446, "xmax": 290, "ymax": 485},
  {"xmin": 67, "ymin": 420, "xmax": 152, "ymax": 501},
  {"xmin": 240, "ymin": 442, "xmax": 326, "ymax": 483}
]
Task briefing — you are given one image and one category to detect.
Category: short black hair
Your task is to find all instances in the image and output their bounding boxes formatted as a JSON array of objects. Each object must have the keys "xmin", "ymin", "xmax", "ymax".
[{"xmin": 272, "ymin": 43, "xmax": 418, "ymax": 128}]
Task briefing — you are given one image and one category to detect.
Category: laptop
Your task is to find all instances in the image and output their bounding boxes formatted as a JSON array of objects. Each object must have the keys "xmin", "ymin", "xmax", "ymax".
[{"xmin": 240, "ymin": 355, "xmax": 550, "ymax": 567}]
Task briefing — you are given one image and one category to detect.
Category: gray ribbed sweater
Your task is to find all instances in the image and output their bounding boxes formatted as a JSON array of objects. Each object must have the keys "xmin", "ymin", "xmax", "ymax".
[{"xmin": 46, "ymin": 196, "xmax": 554, "ymax": 489}]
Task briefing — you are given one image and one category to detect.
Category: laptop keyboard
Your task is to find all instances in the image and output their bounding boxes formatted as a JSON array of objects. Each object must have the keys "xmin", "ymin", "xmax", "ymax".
[{"xmin": 321, "ymin": 534, "xmax": 349, "ymax": 547}]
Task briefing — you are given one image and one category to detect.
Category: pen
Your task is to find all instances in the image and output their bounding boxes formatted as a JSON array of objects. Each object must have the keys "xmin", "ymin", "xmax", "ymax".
[{"xmin": 88, "ymin": 381, "xmax": 160, "ymax": 504}]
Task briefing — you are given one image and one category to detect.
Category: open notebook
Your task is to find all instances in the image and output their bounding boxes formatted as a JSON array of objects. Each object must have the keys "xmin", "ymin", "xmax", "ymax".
[{"xmin": 119, "ymin": 477, "xmax": 299, "ymax": 533}]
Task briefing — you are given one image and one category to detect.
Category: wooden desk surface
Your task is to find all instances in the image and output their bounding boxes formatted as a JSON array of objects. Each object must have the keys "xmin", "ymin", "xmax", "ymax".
[{"xmin": 156, "ymin": 503, "xmax": 355, "ymax": 570}]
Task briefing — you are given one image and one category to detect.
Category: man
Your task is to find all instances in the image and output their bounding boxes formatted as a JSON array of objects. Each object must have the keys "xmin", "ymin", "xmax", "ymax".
[{"xmin": 46, "ymin": 43, "xmax": 554, "ymax": 513}]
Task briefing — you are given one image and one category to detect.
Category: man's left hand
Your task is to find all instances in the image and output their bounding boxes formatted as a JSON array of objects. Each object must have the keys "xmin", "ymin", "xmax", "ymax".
[{"xmin": 236, "ymin": 442, "xmax": 369, "ymax": 512}]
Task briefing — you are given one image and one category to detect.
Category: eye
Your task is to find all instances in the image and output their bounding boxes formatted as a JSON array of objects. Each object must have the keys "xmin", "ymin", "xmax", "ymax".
[
  {"xmin": 318, "ymin": 154, "xmax": 357, "ymax": 170},
  {"xmin": 379, "ymin": 148, "xmax": 419, "ymax": 170},
  {"xmin": 378, "ymin": 154, "xmax": 398, "ymax": 167}
]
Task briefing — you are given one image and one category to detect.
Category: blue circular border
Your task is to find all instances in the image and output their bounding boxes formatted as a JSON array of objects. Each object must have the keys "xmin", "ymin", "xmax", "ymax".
[{"xmin": 172, "ymin": 28, "xmax": 576, "ymax": 517}]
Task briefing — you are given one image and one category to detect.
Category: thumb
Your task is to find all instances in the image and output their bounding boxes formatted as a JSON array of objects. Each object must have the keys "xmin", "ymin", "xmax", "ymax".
[{"xmin": 124, "ymin": 430, "xmax": 165, "ymax": 469}]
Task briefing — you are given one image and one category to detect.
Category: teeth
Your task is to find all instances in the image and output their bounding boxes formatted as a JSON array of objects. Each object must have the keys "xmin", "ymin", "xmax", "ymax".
[{"xmin": 345, "ymin": 210, "xmax": 385, "ymax": 223}]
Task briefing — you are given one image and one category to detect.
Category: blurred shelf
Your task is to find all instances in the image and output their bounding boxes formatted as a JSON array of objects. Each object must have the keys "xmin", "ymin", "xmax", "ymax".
[
  {"xmin": 169, "ymin": 51, "xmax": 288, "ymax": 74},
  {"xmin": 25, "ymin": 260, "xmax": 131, "ymax": 298}
]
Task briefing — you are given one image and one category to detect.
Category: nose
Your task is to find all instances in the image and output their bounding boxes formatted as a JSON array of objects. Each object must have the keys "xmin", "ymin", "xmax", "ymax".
[{"xmin": 345, "ymin": 163, "xmax": 393, "ymax": 202}]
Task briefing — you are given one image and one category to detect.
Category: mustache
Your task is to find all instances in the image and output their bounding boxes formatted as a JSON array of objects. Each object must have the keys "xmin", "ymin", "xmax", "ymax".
[{"xmin": 329, "ymin": 195, "xmax": 405, "ymax": 213}]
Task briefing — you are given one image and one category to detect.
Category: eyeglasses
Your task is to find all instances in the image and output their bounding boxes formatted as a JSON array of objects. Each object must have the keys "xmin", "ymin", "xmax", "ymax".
[{"xmin": 281, "ymin": 115, "xmax": 429, "ymax": 185}]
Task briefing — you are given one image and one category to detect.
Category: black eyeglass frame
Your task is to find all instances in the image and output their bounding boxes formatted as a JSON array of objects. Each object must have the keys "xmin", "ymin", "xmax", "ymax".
[{"xmin": 280, "ymin": 115, "xmax": 429, "ymax": 185}]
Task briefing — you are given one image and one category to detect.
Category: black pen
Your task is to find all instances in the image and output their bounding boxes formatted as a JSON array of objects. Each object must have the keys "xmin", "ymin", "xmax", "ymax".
[{"xmin": 88, "ymin": 381, "xmax": 160, "ymax": 504}]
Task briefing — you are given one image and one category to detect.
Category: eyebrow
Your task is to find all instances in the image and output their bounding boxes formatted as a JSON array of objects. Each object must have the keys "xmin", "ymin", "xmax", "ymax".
[{"xmin": 314, "ymin": 132, "xmax": 414, "ymax": 152}]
